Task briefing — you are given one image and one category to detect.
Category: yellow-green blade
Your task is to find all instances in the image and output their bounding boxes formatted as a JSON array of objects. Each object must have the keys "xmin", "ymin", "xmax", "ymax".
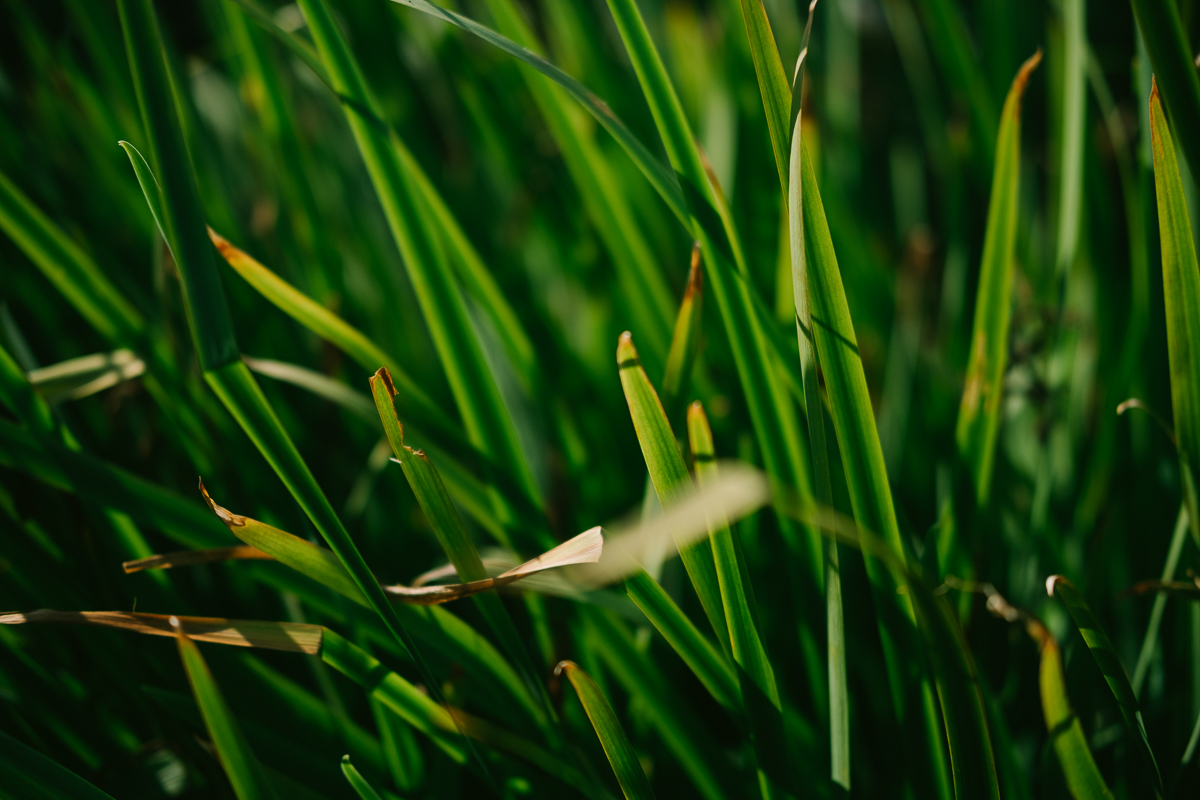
[
  {"xmin": 556, "ymin": 660, "xmax": 657, "ymax": 800},
  {"xmin": 1150, "ymin": 81, "xmax": 1200, "ymax": 544},
  {"xmin": 955, "ymin": 52, "xmax": 1041, "ymax": 506},
  {"xmin": 171, "ymin": 617, "xmax": 278, "ymax": 800}
]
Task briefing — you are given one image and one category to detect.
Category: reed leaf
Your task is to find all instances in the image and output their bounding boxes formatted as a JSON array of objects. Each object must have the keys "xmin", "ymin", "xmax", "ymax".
[
  {"xmin": 1150, "ymin": 81, "xmax": 1200, "ymax": 545},
  {"xmin": 171, "ymin": 617, "xmax": 278, "ymax": 800},
  {"xmin": 556, "ymin": 660, "xmax": 657, "ymax": 800},
  {"xmin": 956, "ymin": 52, "xmax": 1041, "ymax": 506},
  {"xmin": 1047, "ymin": 576, "xmax": 1161, "ymax": 789}
]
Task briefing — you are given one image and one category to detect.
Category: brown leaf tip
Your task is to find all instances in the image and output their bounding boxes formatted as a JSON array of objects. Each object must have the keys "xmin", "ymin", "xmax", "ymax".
[
  {"xmin": 374, "ymin": 366, "xmax": 397, "ymax": 398},
  {"xmin": 1011, "ymin": 49, "xmax": 1042, "ymax": 98},
  {"xmin": 197, "ymin": 479, "xmax": 246, "ymax": 528},
  {"xmin": 206, "ymin": 227, "xmax": 235, "ymax": 259}
]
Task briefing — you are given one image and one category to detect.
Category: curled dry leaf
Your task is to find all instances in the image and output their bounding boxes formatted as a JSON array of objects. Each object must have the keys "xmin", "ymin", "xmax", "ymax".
[{"xmin": 0, "ymin": 610, "xmax": 322, "ymax": 654}]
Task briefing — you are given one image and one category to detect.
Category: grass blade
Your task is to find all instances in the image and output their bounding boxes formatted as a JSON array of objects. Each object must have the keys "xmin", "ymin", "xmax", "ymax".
[
  {"xmin": 1027, "ymin": 620, "xmax": 1115, "ymax": 799},
  {"xmin": 26, "ymin": 350, "xmax": 145, "ymax": 403},
  {"xmin": 660, "ymin": 245, "xmax": 704, "ymax": 420},
  {"xmin": 2, "ymin": 609, "xmax": 322, "ymax": 654},
  {"xmin": 1131, "ymin": 0, "xmax": 1200, "ymax": 179},
  {"xmin": 0, "ymin": 729, "xmax": 116, "ymax": 800},
  {"xmin": 1150, "ymin": 81, "xmax": 1200, "ymax": 544},
  {"xmin": 555, "ymin": 660, "xmax": 656, "ymax": 799},
  {"xmin": 617, "ymin": 332, "xmax": 725, "ymax": 645},
  {"xmin": 1047, "ymin": 576, "xmax": 1161, "ymax": 789},
  {"xmin": 298, "ymin": 0, "xmax": 540, "ymax": 506},
  {"xmin": 171, "ymin": 616, "xmax": 278, "ymax": 799},
  {"xmin": 123, "ymin": 546, "xmax": 272, "ymax": 573},
  {"xmin": 733, "ymin": 0, "xmax": 791, "ymax": 194},
  {"xmin": 118, "ymin": 0, "xmax": 238, "ymax": 371},
  {"xmin": 788, "ymin": 9, "xmax": 848, "ymax": 786},
  {"xmin": 243, "ymin": 357, "xmax": 377, "ymax": 423},
  {"xmin": 956, "ymin": 52, "xmax": 1041, "ymax": 506},
  {"xmin": 1132, "ymin": 505, "xmax": 1190, "ymax": 695},
  {"xmin": 340, "ymin": 755, "xmax": 384, "ymax": 800},
  {"xmin": 688, "ymin": 402, "xmax": 793, "ymax": 796}
]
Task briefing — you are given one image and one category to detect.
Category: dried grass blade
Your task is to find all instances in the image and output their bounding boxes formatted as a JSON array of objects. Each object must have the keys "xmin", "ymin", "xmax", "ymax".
[{"xmin": 123, "ymin": 546, "xmax": 272, "ymax": 573}]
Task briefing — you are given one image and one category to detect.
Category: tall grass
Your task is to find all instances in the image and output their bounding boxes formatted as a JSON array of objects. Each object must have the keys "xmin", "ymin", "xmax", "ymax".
[{"xmin": 0, "ymin": 0, "xmax": 1197, "ymax": 797}]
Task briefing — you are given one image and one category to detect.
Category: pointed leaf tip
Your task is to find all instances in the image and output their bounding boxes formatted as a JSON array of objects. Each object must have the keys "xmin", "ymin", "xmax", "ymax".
[
  {"xmin": 617, "ymin": 331, "xmax": 639, "ymax": 365},
  {"xmin": 198, "ymin": 479, "xmax": 246, "ymax": 527}
]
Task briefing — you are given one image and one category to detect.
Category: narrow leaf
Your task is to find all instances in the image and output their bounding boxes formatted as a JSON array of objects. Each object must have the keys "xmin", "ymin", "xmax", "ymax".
[
  {"xmin": 659, "ymin": 244, "xmax": 704, "ymax": 419},
  {"xmin": 556, "ymin": 660, "xmax": 657, "ymax": 799},
  {"xmin": 1150, "ymin": 81, "xmax": 1200, "ymax": 545},
  {"xmin": 123, "ymin": 546, "xmax": 272, "ymax": 573},
  {"xmin": 1047, "ymin": 576, "xmax": 1161, "ymax": 788},
  {"xmin": 955, "ymin": 52, "xmax": 1041, "ymax": 505},
  {"xmin": 0, "ymin": 729, "xmax": 116, "ymax": 800},
  {"xmin": 171, "ymin": 616, "xmax": 278, "ymax": 799},
  {"xmin": 340, "ymin": 755, "xmax": 384, "ymax": 800},
  {"xmin": 1131, "ymin": 0, "xmax": 1200, "ymax": 179}
]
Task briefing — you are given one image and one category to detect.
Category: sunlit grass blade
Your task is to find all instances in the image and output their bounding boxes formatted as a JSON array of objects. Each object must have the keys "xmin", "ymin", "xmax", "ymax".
[
  {"xmin": 1131, "ymin": 0, "xmax": 1200, "ymax": 178},
  {"xmin": 584, "ymin": 609, "xmax": 731, "ymax": 800},
  {"xmin": 170, "ymin": 616, "xmax": 278, "ymax": 799},
  {"xmin": 1027, "ymin": 619, "xmax": 1115, "ymax": 799},
  {"xmin": 1047, "ymin": 576, "xmax": 1161, "ymax": 788},
  {"xmin": 956, "ymin": 52, "xmax": 1041, "ymax": 506},
  {"xmin": 688, "ymin": 402, "xmax": 794, "ymax": 796},
  {"xmin": 556, "ymin": 660, "xmax": 656, "ymax": 799},
  {"xmin": 734, "ymin": 0, "xmax": 790, "ymax": 193},
  {"xmin": 298, "ymin": 0, "xmax": 540, "ymax": 507},
  {"xmin": 0, "ymin": 169, "xmax": 143, "ymax": 342},
  {"xmin": 340, "ymin": 755, "xmax": 384, "ymax": 800},
  {"xmin": 2, "ymin": 609, "xmax": 322, "ymax": 654},
  {"xmin": 0, "ymin": 729, "xmax": 116, "ymax": 800},
  {"xmin": 788, "ymin": 9, "xmax": 848, "ymax": 786},
  {"xmin": 617, "ymin": 332, "xmax": 725, "ymax": 644},
  {"xmin": 1150, "ymin": 81, "xmax": 1200, "ymax": 544}
]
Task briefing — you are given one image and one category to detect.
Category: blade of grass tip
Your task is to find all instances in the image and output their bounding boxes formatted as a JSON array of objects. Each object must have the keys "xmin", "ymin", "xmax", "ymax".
[
  {"xmin": 119, "ymin": 2, "xmax": 483, "ymax": 767},
  {"xmin": 617, "ymin": 332, "xmax": 726, "ymax": 648},
  {"xmin": 297, "ymin": 0, "xmax": 540, "ymax": 510},
  {"xmin": 0, "ymin": 170, "xmax": 143, "ymax": 342},
  {"xmin": 0, "ymin": 729, "xmax": 116, "ymax": 800},
  {"xmin": 169, "ymin": 616, "xmax": 278, "ymax": 800},
  {"xmin": 1131, "ymin": 0, "xmax": 1200, "ymax": 181},
  {"xmin": 1150, "ymin": 80, "xmax": 1200, "ymax": 546},
  {"xmin": 788, "ymin": 9, "xmax": 848, "ymax": 788},
  {"xmin": 555, "ymin": 661, "xmax": 657, "ymax": 800},
  {"xmin": 1133, "ymin": 505, "xmax": 1189, "ymax": 696},
  {"xmin": 341, "ymin": 755, "xmax": 384, "ymax": 800},
  {"xmin": 956, "ymin": 52, "xmax": 1041, "ymax": 507},
  {"xmin": 1047, "ymin": 576, "xmax": 1162, "ymax": 789},
  {"xmin": 2, "ymin": 610, "xmax": 323, "ymax": 654},
  {"xmin": 660, "ymin": 244, "xmax": 704, "ymax": 420},
  {"xmin": 688, "ymin": 402, "xmax": 795, "ymax": 797},
  {"xmin": 1026, "ymin": 619, "xmax": 1115, "ymax": 799},
  {"xmin": 369, "ymin": 368, "xmax": 554, "ymax": 734}
]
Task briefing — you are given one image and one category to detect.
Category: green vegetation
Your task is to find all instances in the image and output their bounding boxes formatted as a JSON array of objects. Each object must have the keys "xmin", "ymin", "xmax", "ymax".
[{"xmin": 2, "ymin": 0, "xmax": 1200, "ymax": 797}]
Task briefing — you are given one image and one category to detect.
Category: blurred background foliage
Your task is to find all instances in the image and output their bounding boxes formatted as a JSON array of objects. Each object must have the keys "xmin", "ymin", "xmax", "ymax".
[{"xmin": 0, "ymin": 0, "xmax": 1196, "ymax": 797}]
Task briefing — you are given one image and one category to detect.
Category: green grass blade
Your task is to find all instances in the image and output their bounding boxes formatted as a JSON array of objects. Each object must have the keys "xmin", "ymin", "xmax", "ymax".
[
  {"xmin": 244, "ymin": 357, "xmax": 377, "ymax": 423},
  {"xmin": 556, "ymin": 660, "xmax": 656, "ymax": 800},
  {"xmin": 1054, "ymin": 0, "xmax": 1086, "ymax": 278},
  {"xmin": 0, "ymin": 170, "xmax": 143, "ymax": 342},
  {"xmin": 118, "ymin": 0, "xmax": 238, "ymax": 371},
  {"xmin": 733, "ymin": 0, "xmax": 791, "ymax": 194},
  {"xmin": 688, "ymin": 403, "xmax": 794, "ymax": 797},
  {"xmin": 0, "ymin": 729, "xmax": 116, "ymax": 800},
  {"xmin": 1133, "ymin": 505, "xmax": 1189, "ymax": 695},
  {"xmin": 370, "ymin": 367, "xmax": 552, "ymax": 732},
  {"xmin": 1047, "ymin": 576, "xmax": 1161, "ymax": 789},
  {"xmin": 617, "ymin": 332, "xmax": 725, "ymax": 645},
  {"xmin": 223, "ymin": 0, "xmax": 331, "ymax": 90},
  {"xmin": 1150, "ymin": 82, "xmax": 1200, "ymax": 544},
  {"xmin": 956, "ymin": 53, "xmax": 1041, "ymax": 506},
  {"xmin": 171, "ymin": 617, "xmax": 278, "ymax": 800},
  {"xmin": 624, "ymin": 570, "xmax": 739, "ymax": 711},
  {"xmin": 1131, "ymin": 0, "xmax": 1200, "ymax": 179},
  {"xmin": 788, "ymin": 14, "xmax": 848, "ymax": 786},
  {"xmin": 340, "ymin": 755, "xmax": 385, "ymax": 800},
  {"xmin": 1030, "ymin": 623, "xmax": 1115, "ymax": 799},
  {"xmin": 584, "ymin": 609, "xmax": 731, "ymax": 800},
  {"xmin": 298, "ymin": 0, "xmax": 537, "ymax": 507}
]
